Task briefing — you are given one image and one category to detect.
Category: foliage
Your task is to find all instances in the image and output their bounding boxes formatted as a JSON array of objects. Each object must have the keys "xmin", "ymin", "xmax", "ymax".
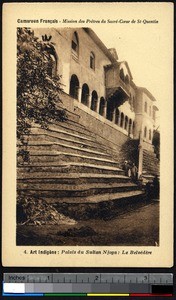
[
  {"xmin": 152, "ymin": 130, "xmax": 160, "ymax": 159},
  {"xmin": 17, "ymin": 28, "xmax": 67, "ymax": 152},
  {"xmin": 17, "ymin": 195, "xmax": 76, "ymax": 225}
]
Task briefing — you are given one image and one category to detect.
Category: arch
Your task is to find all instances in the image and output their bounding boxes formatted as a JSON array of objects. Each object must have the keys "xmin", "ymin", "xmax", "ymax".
[
  {"xmin": 47, "ymin": 47, "xmax": 58, "ymax": 77},
  {"xmin": 144, "ymin": 101, "xmax": 147, "ymax": 113},
  {"xmin": 81, "ymin": 83, "xmax": 89, "ymax": 106},
  {"xmin": 72, "ymin": 31, "xmax": 79, "ymax": 55},
  {"xmin": 132, "ymin": 96, "xmax": 135, "ymax": 109},
  {"xmin": 106, "ymin": 101, "xmax": 114, "ymax": 121},
  {"xmin": 128, "ymin": 119, "xmax": 132, "ymax": 135},
  {"xmin": 132, "ymin": 122, "xmax": 135, "ymax": 134},
  {"xmin": 115, "ymin": 108, "xmax": 120, "ymax": 125},
  {"xmin": 91, "ymin": 90, "xmax": 98, "ymax": 112},
  {"xmin": 144, "ymin": 126, "xmax": 147, "ymax": 138},
  {"xmin": 149, "ymin": 129, "xmax": 152, "ymax": 140},
  {"xmin": 99, "ymin": 97, "xmax": 105, "ymax": 116},
  {"xmin": 149, "ymin": 106, "xmax": 151, "ymax": 116},
  {"xmin": 120, "ymin": 68, "xmax": 125, "ymax": 81},
  {"xmin": 120, "ymin": 112, "xmax": 124, "ymax": 127},
  {"xmin": 90, "ymin": 51, "xmax": 95, "ymax": 70},
  {"xmin": 69, "ymin": 74, "xmax": 79, "ymax": 100},
  {"xmin": 124, "ymin": 116, "xmax": 128, "ymax": 130}
]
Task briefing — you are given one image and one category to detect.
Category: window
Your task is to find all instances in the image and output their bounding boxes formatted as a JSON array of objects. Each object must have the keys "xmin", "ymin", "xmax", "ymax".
[
  {"xmin": 149, "ymin": 129, "xmax": 152, "ymax": 140},
  {"xmin": 45, "ymin": 46, "xmax": 57, "ymax": 78},
  {"xmin": 81, "ymin": 83, "xmax": 89, "ymax": 106},
  {"xmin": 132, "ymin": 122, "xmax": 135, "ymax": 135},
  {"xmin": 106, "ymin": 102, "xmax": 114, "ymax": 121},
  {"xmin": 120, "ymin": 68, "xmax": 125, "ymax": 82},
  {"xmin": 47, "ymin": 53, "xmax": 57, "ymax": 77},
  {"xmin": 125, "ymin": 74, "xmax": 129, "ymax": 84},
  {"xmin": 90, "ymin": 52, "xmax": 95, "ymax": 70},
  {"xmin": 132, "ymin": 96, "xmax": 135, "ymax": 109},
  {"xmin": 144, "ymin": 101, "xmax": 147, "ymax": 113},
  {"xmin": 129, "ymin": 119, "xmax": 132, "ymax": 135},
  {"xmin": 149, "ymin": 106, "xmax": 151, "ymax": 116},
  {"xmin": 69, "ymin": 74, "xmax": 79, "ymax": 100},
  {"xmin": 99, "ymin": 97, "xmax": 105, "ymax": 116},
  {"xmin": 144, "ymin": 126, "xmax": 147, "ymax": 138},
  {"xmin": 91, "ymin": 90, "xmax": 98, "ymax": 112},
  {"xmin": 120, "ymin": 112, "xmax": 124, "ymax": 127},
  {"xmin": 115, "ymin": 108, "xmax": 120, "ymax": 124},
  {"xmin": 72, "ymin": 32, "xmax": 79, "ymax": 55},
  {"xmin": 153, "ymin": 109, "xmax": 156, "ymax": 120},
  {"xmin": 125, "ymin": 116, "xmax": 128, "ymax": 130}
]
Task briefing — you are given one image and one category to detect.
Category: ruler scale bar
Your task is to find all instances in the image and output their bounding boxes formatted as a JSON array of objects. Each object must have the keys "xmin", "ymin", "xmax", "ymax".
[{"xmin": 3, "ymin": 273, "xmax": 173, "ymax": 296}]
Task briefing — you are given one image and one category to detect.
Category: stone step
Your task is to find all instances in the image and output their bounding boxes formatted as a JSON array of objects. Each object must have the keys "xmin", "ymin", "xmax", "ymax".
[
  {"xmin": 22, "ymin": 151, "xmax": 119, "ymax": 167},
  {"xmin": 31, "ymin": 126, "xmax": 94, "ymax": 143},
  {"xmin": 18, "ymin": 182, "xmax": 139, "ymax": 197},
  {"xmin": 18, "ymin": 142, "xmax": 111, "ymax": 159},
  {"xmin": 24, "ymin": 131, "xmax": 106, "ymax": 152},
  {"xmin": 29, "ymin": 127, "xmax": 109, "ymax": 152},
  {"xmin": 18, "ymin": 172, "xmax": 129, "ymax": 184},
  {"xmin": 37, "ymin": 190, "xmax": 145, "ymax": 204},
  {"xmin": 142, "ymin": 174, "xmax": 154, "ymax": 179},
  {"xmin": 143, "ymin": 164, "xmax": 159, "ymax": 169},
  {"xmin": 142, "ymin": 147, "xmax": 160, "ymax": 177},
  {"xmin": 143, "ymin": 158, "xmax": 159, "ymax": 163},
  {"xmin": 143, "ymin": 162, "xmax": 158, "ymax": 166},
  {"xmin": 143, "ymin": 162, "xmax": 159, "ymax": 168},
  {"xmin": 17, "ymin": 163, "xmax": 124, "ymax": 175},
  {"xmin": 48, "ymin": 122, "xmax": 118, "ymax": 155},
  {"xmin": 49, "ymin": 119, "xmax": 98, "ymax": 140},
  {"xmin": 143, "ymin": 150, "xmax": 157, "ymax": 157}
]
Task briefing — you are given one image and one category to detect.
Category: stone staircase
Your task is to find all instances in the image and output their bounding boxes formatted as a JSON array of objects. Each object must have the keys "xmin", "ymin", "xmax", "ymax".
[
  {"xmin": 17, "ymin": 117, "xmax": 145, "ymax": 219},
  {"xmin": 142, "ymin": 149, "xmax": 160, "ymax": 179}
]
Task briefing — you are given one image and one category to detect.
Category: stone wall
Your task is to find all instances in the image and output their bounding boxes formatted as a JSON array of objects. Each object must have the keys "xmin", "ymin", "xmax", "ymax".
[{"xmin": 60, "ymin": 92, "xmax": 129, "ymax": 156}]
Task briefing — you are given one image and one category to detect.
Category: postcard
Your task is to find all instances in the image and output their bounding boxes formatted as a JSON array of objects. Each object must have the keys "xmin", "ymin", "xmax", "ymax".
[{"xmin": 2, "ymin": 2, "xmax": 173, "ymax": 267}]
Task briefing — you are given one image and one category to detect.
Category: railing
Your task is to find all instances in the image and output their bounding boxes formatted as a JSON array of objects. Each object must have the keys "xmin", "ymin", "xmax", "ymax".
[{"xmin": 118, "ymin": 78, "xmax": 130, "ymax": 96}]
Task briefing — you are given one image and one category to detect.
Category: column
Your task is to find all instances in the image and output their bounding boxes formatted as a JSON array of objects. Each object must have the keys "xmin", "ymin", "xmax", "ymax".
[
  {"xmin": 138, "ymin": 130, "xmax": 143, "ymax": 178},
  {"xmin": 77, "ymin": 87, "xmax": 82, "ymax": 103},
  {"xmin": 103, "ymin": 102, "xmax": 107, "ymax": 118},
  {"xmin": 126, "ymin": 120, "xmax": 129, "ymax": 133},
  {"xmin": 118, "ymin": 113, "xmax": 121, "ymax": 127},
  {"xmin": 96, "ymin": 98, "xmax": 100, "ymax": 114},
  {"xmin": 88, "ymin": 94, "xmax": 91, "ymax": 108},
  {"xmin": 112, "ymin": 109, "xmax": 116, "ymax": 123}
]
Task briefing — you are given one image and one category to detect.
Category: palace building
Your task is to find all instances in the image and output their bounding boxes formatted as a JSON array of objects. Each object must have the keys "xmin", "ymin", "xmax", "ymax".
[{"xmin": 34, "ymin": 27, "xmax": 158, "ymax": 151}]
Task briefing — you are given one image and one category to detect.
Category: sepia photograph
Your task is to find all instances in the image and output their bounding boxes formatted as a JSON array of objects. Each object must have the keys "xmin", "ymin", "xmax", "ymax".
[
  {"xmin": 16, "ymin": 26, "xmax": 160, "ymax": 247},
  {"xmin": 2, "ymin": 3, "xmax": 173, "ymax": 267}
]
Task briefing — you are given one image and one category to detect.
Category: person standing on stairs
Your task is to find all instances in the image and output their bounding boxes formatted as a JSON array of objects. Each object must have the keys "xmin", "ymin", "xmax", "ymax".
[
  {"xmin": 131, "ymin": 162, "xmax": 138, "ymax": 182},
  {"xmin": 123, "ymin": 160, "xmax": 130, "ymax": 177}
]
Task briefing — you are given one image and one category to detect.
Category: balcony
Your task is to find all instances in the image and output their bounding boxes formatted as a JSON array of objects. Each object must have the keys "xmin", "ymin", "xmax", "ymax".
[
  {"xmin": 118, "ymin": 78, "xmax": 130, "ymax": 98},
  {"xmin": 105, "ymin": 64, "xmax": 130, "ymax": 104}
]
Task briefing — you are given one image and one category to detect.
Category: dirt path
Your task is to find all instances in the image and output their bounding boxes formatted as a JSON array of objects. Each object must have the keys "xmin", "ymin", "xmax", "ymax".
[{"xmin": 17, "ymin": 201, "xmax": 159, "ymax": 246}]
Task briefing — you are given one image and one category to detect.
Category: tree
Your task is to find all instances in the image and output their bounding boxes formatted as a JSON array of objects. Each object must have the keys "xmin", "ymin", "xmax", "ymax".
[{"xmin": 17, "ymin": 28, "xmax": 67, "ymax": 160}]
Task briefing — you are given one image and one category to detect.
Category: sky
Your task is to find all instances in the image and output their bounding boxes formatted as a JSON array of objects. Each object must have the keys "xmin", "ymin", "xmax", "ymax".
[{"xmin": 93, "ymin": 25, "xmax": 165, "ymax": 109}]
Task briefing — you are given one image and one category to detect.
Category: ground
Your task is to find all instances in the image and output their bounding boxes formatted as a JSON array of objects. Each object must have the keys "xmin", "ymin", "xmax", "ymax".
[{"xmin": 17, "ymin": 200, "xmax": 159, "ymax": 246}]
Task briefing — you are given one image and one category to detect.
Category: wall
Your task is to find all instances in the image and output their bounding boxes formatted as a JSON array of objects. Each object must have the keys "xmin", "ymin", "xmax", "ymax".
[
  {"xmin": 34, "ymin": 28, "xmax": 71, "ymax": 93},
  {"xmin": 58, "ymin": 27, "xmax": 111, "ymax": 99},
  {"xmin": 134, "ymin": 89, "xmax": 156, "ymax": 143},
  {"xmin": 57, "ymin": 92, "xmax": 130, "ymax": 161},
  {"xmin": 74, "ymin": 101, "xmax": 129, "ymax": 153}
]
